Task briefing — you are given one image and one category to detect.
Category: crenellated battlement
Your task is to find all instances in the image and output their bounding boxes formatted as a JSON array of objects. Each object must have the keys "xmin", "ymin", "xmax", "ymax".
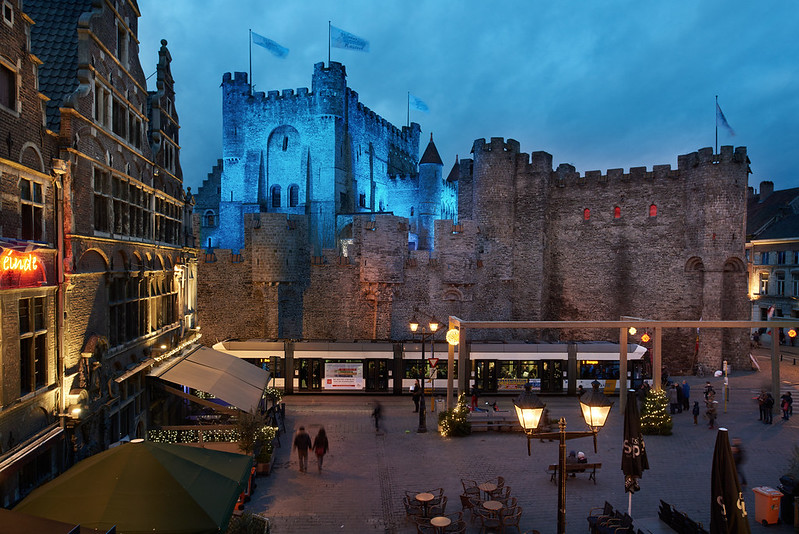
[{"xmin": 472, "ymin": 137, "xmax": 521, "ymax": 155}]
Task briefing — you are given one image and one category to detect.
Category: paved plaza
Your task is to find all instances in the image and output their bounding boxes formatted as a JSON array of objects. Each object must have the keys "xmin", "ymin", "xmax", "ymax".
[{"xmin": 245, "ymin": 344, "xmax": 799, "ymax": 533}]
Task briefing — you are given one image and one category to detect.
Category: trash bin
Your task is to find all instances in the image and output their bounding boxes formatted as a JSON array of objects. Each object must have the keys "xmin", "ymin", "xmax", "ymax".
[
  {"xmin": 753, "ymin": 486, "xmax": 783, "ymax": 526},
  {"xmin": 778, "ymin": 484, "xmax": 795, "ymax": 525},
  {"xmin": 435, "ymin": 397, "xmax": 445, "ymax": 413}
]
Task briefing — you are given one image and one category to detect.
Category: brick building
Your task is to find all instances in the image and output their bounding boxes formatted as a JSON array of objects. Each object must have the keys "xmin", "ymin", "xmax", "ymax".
[
  {"xmin": 746, "ymin": 181, "xmax": 799, "ymax": 336},
  {"xmin": 0, "ymin": 0, "xmax": 198, "ymax": 506}
]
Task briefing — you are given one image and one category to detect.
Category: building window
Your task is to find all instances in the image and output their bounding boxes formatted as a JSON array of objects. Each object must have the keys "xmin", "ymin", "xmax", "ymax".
[
  {"xmin": 761, "ymin": 252, "xmax": 770, "ymax": 265},
  {"xmin": 94, "ymin": 82, "xmax": 110, "ymax": 127},
  {"xmin": 93, "ymin": 168, "xmax": 111, "ymax": 233},
  {"xmin": 289, "ymin": 185, "xmax": 299, "ymax": 207},
  {"xmin": 794, "ymin": 251, "xmax": 799, "ymax": 264},
  {"xmin": 19, "ymin": 297, "xmax": 47, "ymax": 396},
  {"xmin": 359, "ymin": 193, "xmax": 366, "ymax": 209},
  {"xmin": 792, "ymin": 273, "xmax": 799, "ymax": 296},
  {"xmin": 20, "ymin": 178, "xmax": 43, "ymax": 241},
  {"xmin": 583, "ymin": 208, "xmax": 590, "ymax": 221},
  {"xmin": 649, "ymin": 204, "xmax": 657, "ymax": 217},
  {"xmin": 776, "ymin": 272, "xmax": 786, "ymax": 296},
  {"xmin": 613, "ymin": 206, "xmax": 621, "ymax": 219},
  {"xmin": 117, "ymin": 23, "xmax": 128, "ymax": 65},
  {"xmin": 112, "ymin": 99, "xmax": 126, "ymax": 138},
  {"xmin": 203, "ymin": 210, "xmax": 216, "ymax": 227},
  {"xmin": 2, "ymin": 1, "xmax": 12, "ymax": 27},
  {"xmin": 271, "ymin": 185, "xmax": 281, "ymax": 208},
  {"xmin": 282, "ymin": 137, "xmax": 288, "ymax": 151},
  {"xmin": 109, "ymin": 277, "xmax": 150, "ymax": 347},
  {"xmin": 760, "ymin": 273, "xmax": 769, "ymax": 295},
  {"xmin": 778, "ymin": 251, "xmax": 787, "ymax": 264},
  {"xmin": 0, "ymin": 61, "xmax": 17, "ymax": 112}
]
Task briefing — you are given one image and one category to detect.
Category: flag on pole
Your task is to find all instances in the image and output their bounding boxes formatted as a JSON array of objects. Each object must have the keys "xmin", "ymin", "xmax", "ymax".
[
  {"xmin": 409, "ymin": 94, "xmax": 429, "ymax": 113},
  {"xmin": 716, "ymin": 102, "xmax": 735, "ymax": 136},
  {"xmin": 330, "ymin": 25, "xmax": 370, "ymax": 52},
  {"xmin": 251, "ymin": 32, "xmax": 289, "ymax": 58}
]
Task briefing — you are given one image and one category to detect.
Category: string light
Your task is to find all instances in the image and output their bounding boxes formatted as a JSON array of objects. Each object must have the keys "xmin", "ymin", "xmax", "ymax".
[{"xmin": 640, "ymin": 389, "xmax": 673, "ymax": 435}]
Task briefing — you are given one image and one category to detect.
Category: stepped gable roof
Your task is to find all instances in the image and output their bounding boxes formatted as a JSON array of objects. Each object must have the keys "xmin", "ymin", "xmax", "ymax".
[
  {"xmin": 446, "ymin": 156, "xmax": 459, "ymax": 182},
  {"xmin": 26, "ymin": 0, "xmax": 94, "ymax": 132},
  {"xmin": 419, "ymin": 133, "xmax": 443, "ymax": 165},
  {"xmin": 747, "ymin": 186, "xmax": 799, "ymax": 239}
]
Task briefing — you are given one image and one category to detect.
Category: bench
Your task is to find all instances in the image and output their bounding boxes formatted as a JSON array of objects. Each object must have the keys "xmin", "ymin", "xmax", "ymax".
[
  {"xmin": 467, "ymin": 415, "xmax": 522, "ymax": 432},
  {"xmin": 547, "ymin": 462, "xmax": 602, "ymax": 484}
]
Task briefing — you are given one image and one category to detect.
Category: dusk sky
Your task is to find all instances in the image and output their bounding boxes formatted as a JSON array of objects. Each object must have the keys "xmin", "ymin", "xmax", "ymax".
[{"xmin": 137, "ymin": 1, "xmax": 799, "ymax": 195}]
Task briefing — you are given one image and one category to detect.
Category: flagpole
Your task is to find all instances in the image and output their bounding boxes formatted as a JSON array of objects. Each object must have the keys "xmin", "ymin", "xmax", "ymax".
[
  {"xmin": 328, "ymin": 21, "xmax": 331, "ymax": 66},
  {"xmin": 715, "ymin": 95, "xmax": 718, "ymax": 154},
  {"xmin": 249, "ymin": 29, "xmax": 253, "ymax": 96},
  {"xmin": 407, "ymin": 92, "xmax": 410, "ymax": 128}
]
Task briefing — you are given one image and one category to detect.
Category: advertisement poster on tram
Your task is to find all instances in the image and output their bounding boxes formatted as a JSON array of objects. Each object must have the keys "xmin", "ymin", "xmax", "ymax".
[{"xmin": 324, "ymin": 362, "xmax": 364, "ymax": 390}]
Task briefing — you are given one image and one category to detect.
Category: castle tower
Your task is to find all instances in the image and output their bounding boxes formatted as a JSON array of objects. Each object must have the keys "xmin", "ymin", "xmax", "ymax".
[{"xmin": 417, "ymin": 134, "xmax": 443, "ymax": 250}]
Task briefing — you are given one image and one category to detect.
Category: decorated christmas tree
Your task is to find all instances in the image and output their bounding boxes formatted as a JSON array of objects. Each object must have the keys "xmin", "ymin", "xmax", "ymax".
[
  {"xmin": 439, "ymin": 392, "xmax": 471, "ymax": 437},
  {"xmin": 640, "ymin": 388, "xmax": 673, "ymax": 435}
]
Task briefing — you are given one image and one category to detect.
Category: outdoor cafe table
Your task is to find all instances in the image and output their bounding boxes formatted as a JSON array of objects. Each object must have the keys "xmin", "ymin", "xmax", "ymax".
[
  {"xmin": 483, "ymin": 500, "xmax": 503, "ymax": 517},
  {"xmin": 478, "ymin": 482, "xmax": 497, "ymax": 499},
  {"xmin": 415, "ymin": 492, "xmax": 435, "ymax": 517},
  {"xmin": 430, "ymin": 515, "xmax": 451, "ymax": 533}
]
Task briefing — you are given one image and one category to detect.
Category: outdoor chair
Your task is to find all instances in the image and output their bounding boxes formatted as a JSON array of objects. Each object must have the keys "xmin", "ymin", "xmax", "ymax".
[
  {"xmin": 444, "ymin": 520, "xmax": 467, "ymax": 533},
  {"xmin": 428, "ymin": 495, "xmax": 448, "ymax": 516},
  {"xmin": 489, "ymin": 485, "xmax": 511, "ymax": 500},
  {"xmin": 474, "ymin": 507, "xmax": 502, "ymax": 533},
  {"xmin": 498, "ymin": 496, "xmax": 517, "ymax": 509},
  {"xmin": 501, "ymin": 505, "xmax": 523, "ymax": 533},
  {"xmin": 403, "ymin": 496, "xmax": 425, "ymax": 518},
  {"xmin": 587, "ymin": 502, "xmax": 615, "ymax": 533},
  {"xmin": 461, "ymin": 478, "xmax": 479, "ymax": 492},
  {"xmin": 459, "ymin": 493, "xmax": 475, "ymax": 516}
]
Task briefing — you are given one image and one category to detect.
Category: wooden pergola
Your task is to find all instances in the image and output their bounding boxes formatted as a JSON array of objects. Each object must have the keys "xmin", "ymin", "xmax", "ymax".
[{"xmin": 444, "ymin": 317, "xmax": 799, "ymax": 414}]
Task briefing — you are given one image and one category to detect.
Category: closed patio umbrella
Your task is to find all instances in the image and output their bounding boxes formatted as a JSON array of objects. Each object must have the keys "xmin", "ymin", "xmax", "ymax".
[
  {"xmin": 621, "ymin": 390, "xmax": 649, "ymax": 514},
  {"xmin": 14, "ymin": 439, "xmax": 252, "ymax": 534},
  {"xmin": 710, "ymin": 428, "xmax": 750, "ymax": 534}
]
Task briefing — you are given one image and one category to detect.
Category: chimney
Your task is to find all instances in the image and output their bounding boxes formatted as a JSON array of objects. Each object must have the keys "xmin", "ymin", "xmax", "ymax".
[{"xmin": 759, "ymin": 181, "xmax": 774, "ymax": 203}]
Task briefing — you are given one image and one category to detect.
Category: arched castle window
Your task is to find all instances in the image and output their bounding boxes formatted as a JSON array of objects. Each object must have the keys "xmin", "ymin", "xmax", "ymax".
[
  {"xmin": 289, "ymin": 185, "xmax": 299, "ymax": 207},
  {"xmin": 203, "ymin": 210, "xmax": 216, "ymax": 227},
  {"xmin": 649, "ymin": 204, "xmax": 657, "ymax": 217},
  {"xmin": 613, "ymin": 206, "xmax": 621, "ymax": 219},
  {"xmin": 282, "ymin": 137, "xmax": 288, "ymax": 151},
  {"xmin": 271, "ymin": 185, "xmax": 281, "ymax": 208},
  {"xmin": 583, "ymin": 208, "xmax": 590, "ymax": 221}
]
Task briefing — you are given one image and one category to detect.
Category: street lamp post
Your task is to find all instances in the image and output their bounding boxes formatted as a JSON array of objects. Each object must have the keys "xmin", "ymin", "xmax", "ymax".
[
  {"xmin": 410, "ymin": 318, "xmax": 439, "ymax": 433},
  {"xmin": 514, "ymin": 382, "xmax": 612, "ymax": 534}
]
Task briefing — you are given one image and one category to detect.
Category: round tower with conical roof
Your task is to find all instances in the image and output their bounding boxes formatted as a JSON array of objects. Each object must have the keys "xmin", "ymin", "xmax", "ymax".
[{"xmin": 417, "ymin": 133, "xmax": 443, "ymax": 250}]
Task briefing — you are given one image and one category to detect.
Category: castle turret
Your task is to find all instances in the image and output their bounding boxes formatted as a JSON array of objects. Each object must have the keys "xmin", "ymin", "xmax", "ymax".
[{"xmin": 417, "ymin": 134, "xmax": 443, "ymax": 249}]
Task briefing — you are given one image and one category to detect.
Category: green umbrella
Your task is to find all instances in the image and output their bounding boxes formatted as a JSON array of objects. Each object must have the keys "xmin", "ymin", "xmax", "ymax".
[{"xmin": 15, "ymin": 440, "xmax": 253, "ymax": 534}]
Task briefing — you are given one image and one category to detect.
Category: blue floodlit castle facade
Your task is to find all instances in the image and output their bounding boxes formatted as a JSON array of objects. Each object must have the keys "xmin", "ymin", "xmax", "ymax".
[{"xmin": 196, "ymin": 62, "xmax": 457, "ymax": 255}]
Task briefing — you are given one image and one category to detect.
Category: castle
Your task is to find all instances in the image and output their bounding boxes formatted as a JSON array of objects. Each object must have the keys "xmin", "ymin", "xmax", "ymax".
[
  {"xmin": 195, "ymin": 61, "xmax": 751, "ymax": 374},
  {"xmin": 196, "ymin": 62, "xmax": 457, "ymax": 255}
]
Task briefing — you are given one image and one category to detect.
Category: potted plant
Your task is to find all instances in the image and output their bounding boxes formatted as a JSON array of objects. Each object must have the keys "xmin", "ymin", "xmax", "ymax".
[{"xmin": 255, "ymin": 447, "xmax": 272, "ymax": 475}]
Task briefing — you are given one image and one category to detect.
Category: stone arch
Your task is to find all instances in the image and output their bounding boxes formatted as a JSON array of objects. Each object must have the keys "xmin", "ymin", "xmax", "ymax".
[
  {"xmin": 203, "ymin": 209, "xmax": 216, "ymax": 227},
  {"xmin": 443, "ymin": 288, "xmax": 464, "ymax": 302},
  {"xmin": 685, "ymin": 256, "xmax": 705, "ymax": 272},
  {"xmin": 163, "ymin": 256, "xmax": 173, "ymax": 270},
  {"xmin": 132, "ymin": 252, "xmax": 145, "ymax": 271},
  {"xmin": 155, "ymin": 255, "xmax": 164, "ymax": 271},
  {"xmin": 721, "ymin": 256, "xmax": 749, "ymax": 360},
  {"xmin": 267, "ymin": 125, "xmax": 303, "ymax": 207},
  {"xmin": 19, "ymin": 142, "xmax": 45, "ymax": 173},
  {"xmin": 77, "ymin": 249, "xmax": 109, "ymax": 273},
  {"xmin": 723, "ymin": 257, "xmax": 747, "ymax": 273},
  {"xmin": 111, "ymin": 249, "xmax": 128, "ymax": 272},
  {"xmin": 144, "ymin": 252, "xmax": 153, "ymax": 270}
]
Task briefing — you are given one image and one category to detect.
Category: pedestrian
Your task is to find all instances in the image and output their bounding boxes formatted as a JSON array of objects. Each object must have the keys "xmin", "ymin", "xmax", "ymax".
[
  {"xmin": 692, "ymin": 401, "xmax": 700, "ymax": 425},
  {"xmin": 681, "ymin": 380, "xmax": 691, "ymax": 412},
  {"xmin": 703, "ymin": 381, "xmax": 715, "ymax": 400},
  {"xmin": 566, "ymin": 450, "xmax": 578, "ymax": 477},
  {"xmin": 312, "ymin": 427, "xmax": 329, "ymax": 473},
  {"xmin": 411, "ymin": 379, "xmax": 421, "ymax": 412},
  {"xmin": 706, "ymin": 400, "xmax": 718, "ymax": 429},
  {"xmin": 292, "ymin": 426, "xmax": 312, "ymax": 473},
  {"xmin": 763, "ymin": 392, "xmax": 774, "ymax": 424},
  {"xmin": 372, "ymin": 401, "xmax": 382, "ymax": 432},
  {"xmin": 731, "ymin": 437, "xmax": 747, "ymax": 487},
  {"xmin": 781, "ymin": 392, "xmax": 792, "ymax": 421},
  {"xmin": 577, "ymin": 385, "xmax": 585, "ymax": 398},
  {"xmin": 675, "ymin": 382, "xmax": 684, "ymax": 413},
  {"xmin": 668, "ymin": 384, "xmax": 679, "ymax": 414},
  {"xmin": 756, "ymin": 390, "xmax": 767, "ymax": 421},
  {"xmin": 470, "ymin": 385, "xmax": 479, "ymax": 411}
]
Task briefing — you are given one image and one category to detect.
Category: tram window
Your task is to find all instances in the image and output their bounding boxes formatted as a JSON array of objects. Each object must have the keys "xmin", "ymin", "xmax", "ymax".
[
  {"xmin": 577, "ymin": 361, "xmax": 620, "ymax": 380},
  {"xmin": 404, "ymin": 360, "xmax": 425, "ymax": 379},
  {"xmin": 498, "ymin": 361, "xmax": 538, "ymax": 379}
]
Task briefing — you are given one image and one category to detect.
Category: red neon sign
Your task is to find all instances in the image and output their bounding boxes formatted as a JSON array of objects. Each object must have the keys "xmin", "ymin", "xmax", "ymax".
[{"xmin": 1, "ymin": 250, "xmax": 39, "ymax": 272}]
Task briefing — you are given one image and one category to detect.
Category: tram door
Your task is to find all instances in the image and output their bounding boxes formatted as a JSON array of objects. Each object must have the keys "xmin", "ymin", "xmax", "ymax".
[
  {"xmin": 365, "ymin": 360, "xmax": 388, "ymax": 391},
  {"xmin": 297, "ymin": 359, "xmax": 322, "ymax": 391},
  {"xmin": 474, "ymin": 361, "xmax": 497, "ymax": 392},
  {"xmin": 540, "ymin": 360, "xmax": 563, "ymax": 393}
]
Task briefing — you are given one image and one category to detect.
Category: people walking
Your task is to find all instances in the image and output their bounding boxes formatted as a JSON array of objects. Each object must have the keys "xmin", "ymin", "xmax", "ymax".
[
  {"xmin": 692, "ymin": 401, "xmax": 700, "ymax": 425},
  {"xmin": 731, "ymin": 437, "xmax": 747, "ymax": 487},
  {"xmin": 372, "ymin": 401, "xmax": 383, "ymax": 432},
  {"xmin": 411, "ymin": 379, "xmax": 421, "ymax": 412},
  {"xmin": 470, "ymin": 385, "xmax": 479, "ymax": 411},
  {"xmin": 756, "ymin": 390, "xmax": 767, "ymax": 421},
  {"xmin": 293, "ymin": 426, "xmax": 312, "ymax": 473},
  {"xmin": 312, "ymin": 427, "xmax": 329, "ymax": 473},
  {"xmin": 676, "ymin": 382, "xmax": 684, "ymax": 413},
  {"xmin": 681, "ymin": 380, "xmax": 691, "ymax": 412},
  {"xmin": 781, "ymin": 392, "xmax": 792, "ymax": 421},
  {"xmin": 706, "ymin": 400, "xmax": 718, "ymax": 429},
  {"xmin": 763, "ymin": 392, "xmax": 774, "ymax": 424},
  {"xmin": 668, "ymin": 384, "xmax": 679, "ymax": 414}
]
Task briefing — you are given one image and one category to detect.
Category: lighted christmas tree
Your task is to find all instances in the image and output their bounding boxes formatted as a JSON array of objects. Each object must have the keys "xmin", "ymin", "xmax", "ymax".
[
  {"xmin": 439, "ymin": 392, "xmax": 471, "ymax": 437},
  {"xmin": 640, "ymin": 388, "xmax": 673, "ymax": 435}
]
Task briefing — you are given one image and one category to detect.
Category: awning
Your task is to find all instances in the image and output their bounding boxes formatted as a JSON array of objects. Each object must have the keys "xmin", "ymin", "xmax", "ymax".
[{"xmin": 152, "ymin": 346, "xmax": 270, "ymax": 412}]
